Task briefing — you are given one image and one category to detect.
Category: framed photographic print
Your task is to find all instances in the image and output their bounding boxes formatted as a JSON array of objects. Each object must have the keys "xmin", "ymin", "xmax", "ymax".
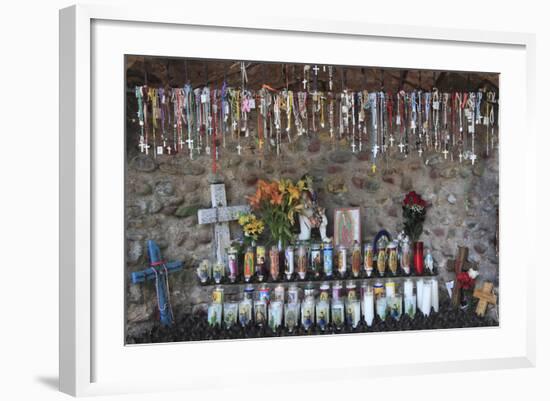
[
  {"xmin": 60, "ymin": 3, "xmax": 535, "ymax": 397},
  {"xmin": 333, "ymin": 207, "xmax": 361, "ymax": 248}
]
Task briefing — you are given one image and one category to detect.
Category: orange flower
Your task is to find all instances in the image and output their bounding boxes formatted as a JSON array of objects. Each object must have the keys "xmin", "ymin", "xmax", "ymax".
[
  {"xmin": 270, "ymin": 190, "xmax": 283, "ymax": 205},
  {"xmin": 247, "ymin": 187, "xmax": 263, "ymax": 209}
]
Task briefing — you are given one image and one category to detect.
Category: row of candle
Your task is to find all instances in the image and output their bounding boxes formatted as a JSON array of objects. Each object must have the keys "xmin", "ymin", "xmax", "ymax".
[
  {"xmin": 198, "ymin": 240, "xmax": 434, "ymax": 284},
  {"xmin": 206, "ymin": 278, "xmax": 439, "ymax": 331}
]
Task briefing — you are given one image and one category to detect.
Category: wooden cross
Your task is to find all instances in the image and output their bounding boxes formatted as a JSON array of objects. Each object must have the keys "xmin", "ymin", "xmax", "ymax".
[
  {"xmin": 473, "ymin": 281, "xmax": 497, "ymax": 317},
  {"xmin": 446, "ymin": 246, "xmax": 478, "ymax": 308},
  {"xmin": 131, "ymin": 240, "xmax": 183, "ymax": 327},
  {"xmin": 197, "ymin": 183, "xmax": 250, "ymax": 265}
]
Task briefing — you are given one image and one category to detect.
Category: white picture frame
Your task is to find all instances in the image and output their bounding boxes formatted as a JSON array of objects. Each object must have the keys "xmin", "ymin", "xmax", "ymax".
[{"xmin": 59, "ymin": 4, "xmax": 536, "ymax": 397}]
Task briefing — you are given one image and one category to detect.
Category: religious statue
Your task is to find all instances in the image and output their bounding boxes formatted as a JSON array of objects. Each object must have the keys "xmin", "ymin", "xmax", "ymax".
[{"xmin": 297, "ymin": 177, "xmax": 330, "ymax": 242}]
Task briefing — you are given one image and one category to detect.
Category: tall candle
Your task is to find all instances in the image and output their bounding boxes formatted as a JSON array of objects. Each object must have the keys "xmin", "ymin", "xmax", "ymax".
[
  {"xmin": 431, "ymin": 279, "xmax": 439, "ymax": 313},
  {"xmin": 363, "ymin": 288, "xmax": 374, "ymax": 326},
  {"xmin": 404, "ymin": 279, "xmax": 414, "ymax": 298},
  {"xmin": 421, "ymin": 280, "xmax": 432, "ymax": 316},
  {"xmin": 416, "ymin": 279, "xmax": 424, "ymax": 310}
]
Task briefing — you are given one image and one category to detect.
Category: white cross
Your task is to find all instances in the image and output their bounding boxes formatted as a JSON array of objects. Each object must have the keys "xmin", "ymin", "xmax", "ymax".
[
  {"xmin": 459, "ymin": 152, "xmax": 464, "ymax": 163},
  {"xmin": 312, "ymin": 65, "xmax": 320, "ymax": 75},
  {"xmin": 398, "ymin": 142, "xmax": 405, "ymax": 153},
  {"xmin": 351, "ymin": 142, "xmax": 357, "ymax": 153},
  {"xmin": 198, "ymin": 183, "xmax": 250, "ymax": 265},
  {"xmin": 196, "ymin": 145, "xmax": 202, "ymax": 155},
  {"xmin": 166, "ymin": 146, "xmax": 172, "ymax": 155},
  {"xmin": 236, "ymin": 143, "xmax": 243, "ymax": 155},
  {"xmin": 186, "ymin": 137, "xmax": 194, "ymax": 149},
  {"xmin": 442, "ymin": 149, "xmax": 449, "ymax": 159},
  {"xmin": 470, "ymin": 153, "xmax": 477, "ymax": 165},
  {"xmin": 138, "ymin": 142, "xmax": 149, "ymax": 153},
  {"xmin": 232, "ymin": 120, "xmax": 238, "ymax": 131},
  {"xmin": 418, "ymin": 147, "xmax": 423, "ymax": 157},
  {"xmin": 302, "ymin": 78, "xmax": 308, "ymax": 89},
  {"xmin": 205, "ymin": 146, "xmax": 211, "ymax": 155},
  {"xmin": 389, "ymin": 136, "xmax": 395, "ymax": 147}
]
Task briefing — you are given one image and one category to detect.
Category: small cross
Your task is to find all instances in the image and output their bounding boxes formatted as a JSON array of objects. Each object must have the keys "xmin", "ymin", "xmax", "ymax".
[
  {"xmin": 473, "ymin": 282, "xmax": 497, "ymax": 317},
  {"xmin": 470, "ymin": 153, "xmax": 477, "ymax": 165},
  {"xmin": 312, "ymin": 65, "xmax": 320, "ymax": 75},
  {"xmin": 351, "ymin": 142, "xmax": 357, "ymax": 153},
  {"xmin": 232, "ymin": 120, "xmax": 238, "ymax": 131},
  {"xmin": 371, "ymin": 163, "xmax": 377, "ymax": 174},
  {"xmin": 236, "ymin": 143, "xmax": 243, "ymax": 155},
  {"xmin": 418, "ymin": 147, "xmax": 423, "ymax": 158},
  {"xmin": 205, "ymin": 146, "xmax": 211, "ymax": 155},
  {"xmin": 389, "ymin": 136, "xmax": 395, "ymax": 147},
  {"xmin": 459, "ymin": 152, "xmax": 463, "ymax": 163},
  {"xmin": 138, "ymin": 142, "xmax": 149, "ymax": 153},
  {"xmin": 186, "ymin": 137, "xmax": 194, "ymax": 149},
  {"xmin": 207, "ymin": 126, "xmax": 213, "ymax": 136},
  {"xmin": 166, "ymin": 146, "xmax": 172, "ymax": 155},
  {"xmin": 442, "ymin": 149, "xmax": 449, "ymax": 159},
  {"xmin": 302, "ymin": 78, "xmax": 308, "ymax": 90},
  {"xmin": 398, "ymin": 142, "xmax": 405, "ymax": 153},
  {"xmin": 195, "ymin": 145, "xmax": 202, "ymax": 155}
]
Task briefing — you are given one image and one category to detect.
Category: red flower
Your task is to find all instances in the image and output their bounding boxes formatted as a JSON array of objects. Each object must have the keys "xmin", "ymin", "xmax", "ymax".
[
  {"xmin": 403, "ymin": 191, "xmax": 426, "ymax": 208},
  {"xmin": 457, "ymin": 271, "xmax": 475, "ymax": 290}
]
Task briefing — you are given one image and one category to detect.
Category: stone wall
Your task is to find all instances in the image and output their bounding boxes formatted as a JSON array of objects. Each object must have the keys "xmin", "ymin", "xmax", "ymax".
[{"xmin": 125, "ymin": 129, "xmax": 499, "ymax": 337}]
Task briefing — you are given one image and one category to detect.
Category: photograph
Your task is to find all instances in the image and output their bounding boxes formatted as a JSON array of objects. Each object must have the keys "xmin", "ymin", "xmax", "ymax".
[{"xmin": 124, "ymin": 56, "xmax": 500, "ymax": 345}]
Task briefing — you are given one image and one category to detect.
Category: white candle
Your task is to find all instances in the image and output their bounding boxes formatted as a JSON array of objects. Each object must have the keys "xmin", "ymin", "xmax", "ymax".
[
  {"xmin": 385, "ymin": 281, "xmax": 396, "ymax": 297},
  {"xmin": 363, "ymin": 290, "xmax": 374, "ymax": 326},
  {"xmin": 416, "ymin": 279, "xmax": 424, "ymax": 310},
  {"xmin": 404, "ymin": 279, "xmax": 414, "ymax": 298},
  {"xmin": 431, "ymin": 279, "xmax": 439, "ymax": 313},
  {"xmin": 421, "ymin": 281, "xmax": 432, "ymax": 316}
]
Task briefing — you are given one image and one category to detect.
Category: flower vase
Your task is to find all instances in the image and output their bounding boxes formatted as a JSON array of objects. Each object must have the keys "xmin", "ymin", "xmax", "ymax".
[{"xmin": 413, "ymin": 241, "xmax": 424, "ymax": 275}]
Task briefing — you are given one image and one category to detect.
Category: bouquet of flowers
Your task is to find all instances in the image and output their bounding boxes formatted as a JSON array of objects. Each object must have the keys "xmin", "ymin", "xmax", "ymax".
[
  {"xmin": 457, "ymin": 268, "xmax": 479, "ymax": 307},
  {"xmin": 402, "ymin": 191, "xmax": 427, "ymax": 243},
  {"xmin": 237, "ymin": 212, "xmax": 265, "ymax": 245},
  {"xmin": 245, "ymin": 178, "xmax": 309, "ymax": 248}
]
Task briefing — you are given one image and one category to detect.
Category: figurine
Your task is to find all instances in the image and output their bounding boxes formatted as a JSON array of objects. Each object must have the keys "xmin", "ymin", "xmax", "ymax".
[{"xmin": 298, "ymin": 179, "xmax": 330, "ymax": 242}]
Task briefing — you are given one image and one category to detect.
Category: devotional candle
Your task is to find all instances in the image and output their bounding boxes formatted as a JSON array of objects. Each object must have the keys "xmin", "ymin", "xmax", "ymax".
[
  {"xmin": 287, "ymin": 285, "xmax": 299, "ymax": 304},
  {"xmin": 385, "ymin": 280, "xmax": 396, "ymax": 298},
  {"xmin": 223, "ymin": 302, "xmax": 238, "ymax": 329},
  {"xmin": 284, "ymin": 302, "xmax": 299, "ymax": 332},
  {"xmin": 414, "ymin": 241, "xmax": 424, "ymax": 276},
  {"xmin": 227, "ymin": 246, "xmax": 239, "ymax": 283},
  {"xmin": 301, "ymin": 301, "xmax": 315, "ymax": 330},
  {"xmin": 351, "ymin": 241, "xmax": 361, "ymax": 277},
  {"xmin": 346, "ymin": 300, "xmax": 361, "ymax": 328},
  {"xmin": 323, "ymin": 242, "xmax": 333, "ymax": 277},
  {"xmin": 284, "ymin": 245, "xmax": 295, "ymax": 280},
  {"xmin": 337, "ymin": 245, "xmax": 347, "ymax": 276},
  {"xmin": 401, "ymin": 239, "xmax": 411, "ymax": 275},
  {"xmin": 404, "ymin": 279, "xmax": 414, "ymax": 299},
  {"xmin": 346, "ymin": 281, "xmax": 358, "ymax": 301},
  {"xmin": 376, "ymin": 296, "xmax": 388, "ymax": 321},
  {"xmin": 268, "ymin": 301, "xmax": 283, "ymax": 331},
  {"xmin": 269, "ymin": 245, "xmax": 280, "ymax": 281},
  {"xmin": 363, "ymin": 286, "xmax": 375, "ymax": 326},
  {"xmin": 421, "ymin": 280, "xmax": 432, "ymax": 316},
  {"xmin": 364, "ymin": 243, "xmax": 374, "ymax": 277},
  {"xmin": 331, "ymin": 300, "xmax": 345, "ymax": 330},
  {"xmin": 297, "ymin": 243, "xmax": 307, "ymax": 280},
  {"xmin": 388, "ymin": 242, "xmax": 398, "ymax": 275},
  {"xmin": 310, "ymin": 243, "xmax": 322, "ymax": 277},
  {"xmin": 431, "ymin": 278, "xmax": 439, "ymax": 313},
  {"xmin": 377, "ymin": 246, "xmax": 387, "ymax": 276},
  {"xmin": 416, "ymin": 279, "xmax": 424, "ymax": 310},
  {"xmin": 332, "ymin": 281, "xmax": 343, "ymax": 302},
  {"xmin": 273, "ymin": 285, "xmax": 285, "ymax": 302},
  {"xmin": 256, "ymin": 245, "xmax": 266, "ymax": 281},
  {"xmin": 244, "ymin": 246, "xmax": 255, "ymax": 282},
  {"xmin": 316, "ymin": 300, "xmax": 329, "ymax": 331}
]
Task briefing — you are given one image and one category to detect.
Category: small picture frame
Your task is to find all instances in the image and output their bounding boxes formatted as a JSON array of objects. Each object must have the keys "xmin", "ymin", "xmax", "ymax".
[{"xmin": 333, "ymin": 207, "xmax": 361, "ymax": 248}]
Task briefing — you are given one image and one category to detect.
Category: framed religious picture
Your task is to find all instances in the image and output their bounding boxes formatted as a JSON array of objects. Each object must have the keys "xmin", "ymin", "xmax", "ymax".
[
  {"xmin": 333, "ymin": 208, "xmax": 361, "ymax": 248},
  {"xmin": 60, "ymin": 3, "xmax": 535, "ymax": 397}
]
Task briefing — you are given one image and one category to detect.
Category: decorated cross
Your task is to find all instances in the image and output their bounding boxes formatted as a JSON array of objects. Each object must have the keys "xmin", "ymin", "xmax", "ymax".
[
  {"xmin": 473, "ymin": 281, "xmax": 497, "ymax": 317},
  {"xmin": 198, "ymin": 182, "xmax": 250, "ymax": 265},
  {"xmin": 131, "ymin": 240, "xmax": 183, "ymax": 327},
  {"xmin": 446, "ymin": 246, "xmax": 477, "ymax": 308}
]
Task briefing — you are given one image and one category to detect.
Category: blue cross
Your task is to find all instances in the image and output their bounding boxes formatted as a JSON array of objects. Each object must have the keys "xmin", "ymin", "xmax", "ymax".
[{"xmin": 131, "ymin": 240, "xmax": 183, "ymax": 327}]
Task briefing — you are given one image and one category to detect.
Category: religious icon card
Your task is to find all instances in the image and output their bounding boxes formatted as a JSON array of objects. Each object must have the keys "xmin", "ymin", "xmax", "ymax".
[{"xmin": 125, "ymin": 55, "xmax": 500, "ymax": 345}]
